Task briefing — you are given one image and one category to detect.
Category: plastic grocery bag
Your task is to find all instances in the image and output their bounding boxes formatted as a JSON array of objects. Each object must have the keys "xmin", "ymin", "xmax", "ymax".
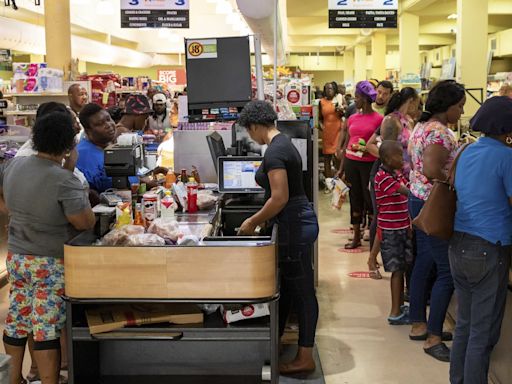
[{"xmin": 329, "ymin": 178, "xmax": 349, "ymax": 210}]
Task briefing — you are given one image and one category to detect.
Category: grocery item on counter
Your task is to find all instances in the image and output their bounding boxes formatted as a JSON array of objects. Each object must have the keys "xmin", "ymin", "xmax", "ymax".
[
  {"xmin": 173, "ymin": 181, "xmax": 187, "ymax": 212},
  {"xmin": 124, "ymin": 233, "xmax": 166, "ymax": 246},
  {"xmin": 191, "ymin": 166, "xmax": 201, "ymax": 184},
  {"xmin": 164, "ymin": 169, "xmax": 177, "ymax": 189},
  {"xmin": 160, "ymin": 190, "xmax": 177, "ymax": 220},
  {"xmin": 186, "ymin": 177, "xmax": 198, "ymax": 213},
  {"xmin": 142, "ymin": 192, "xmax": 159, "ymax": 228},
  {"xmin": 115, "ymin": 201, "xmax": 133, "ymax": 228},
  {"xmin": 222, "ymin": 304, "xmax": 270, "ymax": 324},
  {"xmin": 180, "ymin": 169, "xmax": 188, "ymax": 182},
  {"xmin": 133, "ymin": 203, "xmax": 144, "ymax": 226},
  {"xmin": 147, "ymin": 218, "xmax": 181, "ymax": 242},
  {"xmin": 197, "ymin": 190, "xmax": 218, "ymax": 210},
  {"xmin": 177, "ymin": 235, "xmax": 200, "ymax": 246},
  {"xmin": 100, "ymin": 225, "xmax": 145, "ymax": 246}
]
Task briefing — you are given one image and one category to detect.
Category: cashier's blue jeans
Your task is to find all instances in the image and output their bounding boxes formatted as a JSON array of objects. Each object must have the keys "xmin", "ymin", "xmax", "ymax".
[
  {"xmin": 449, "ymin": 232, "xmax": 511, "ymax": 384},
  {"xmin": 277, "ymin": 196, "xmax": 319, "ymax": 348},
  {"xmin": 409, "ymin": 194, "xmax": 454, "ymax": 336}
]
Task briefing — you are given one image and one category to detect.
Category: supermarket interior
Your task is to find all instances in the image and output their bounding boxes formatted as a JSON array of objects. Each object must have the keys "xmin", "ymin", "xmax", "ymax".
[{"xmin": 0, "ymin": 0, "xmax": 512, "ymax": 383}]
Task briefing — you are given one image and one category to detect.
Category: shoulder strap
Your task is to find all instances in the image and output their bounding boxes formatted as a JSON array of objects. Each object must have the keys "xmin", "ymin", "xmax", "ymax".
[{"xmin": 448, "ymin": 142, "xmax": 471, "ymax": 186}]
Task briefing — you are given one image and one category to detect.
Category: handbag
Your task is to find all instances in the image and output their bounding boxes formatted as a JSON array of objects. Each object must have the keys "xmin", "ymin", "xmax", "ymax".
[{"xmin": 412, "ymin": 143, "xmax": 471, "ymax": 241}]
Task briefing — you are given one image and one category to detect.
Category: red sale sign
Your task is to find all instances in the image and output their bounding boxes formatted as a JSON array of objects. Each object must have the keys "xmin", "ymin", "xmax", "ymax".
[{"xmin": 157, "ymin": 69, "xmax": 186, "ymax": 85}]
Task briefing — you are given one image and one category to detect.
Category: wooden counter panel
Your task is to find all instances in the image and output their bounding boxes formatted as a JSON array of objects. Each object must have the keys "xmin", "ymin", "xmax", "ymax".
[{"xmin": 64, "ymin": 244, "xmax": 277, "ymax": 300}]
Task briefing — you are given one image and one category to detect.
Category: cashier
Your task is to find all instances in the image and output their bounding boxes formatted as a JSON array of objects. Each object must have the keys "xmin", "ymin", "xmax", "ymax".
[
  {"xmin": 237, "ymin": 100, "xmax": 319, "ymax": 376},
  {"xmin": 77, "ymin": 103, "xmax": 162, "ymax": 202}
]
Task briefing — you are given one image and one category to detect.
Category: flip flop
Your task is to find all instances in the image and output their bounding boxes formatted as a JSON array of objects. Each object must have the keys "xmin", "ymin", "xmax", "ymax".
[
  {"xmin": 345, "ymin": 241, "xmax": 362, "ymax": 249},
  {"xmin": 388, "ymin": 312, "xmax": 411, "ymax": 325},
  {"xmin": 424, "ymin": 343, "xmax": 450, "ymax": 362},
  {"xmin": 369, "ymin": 269, "xmax": 382, "ymax": 280},
  {"xmin": 409, "ymin": 331, "xmax": 453, "ymax": 341}
]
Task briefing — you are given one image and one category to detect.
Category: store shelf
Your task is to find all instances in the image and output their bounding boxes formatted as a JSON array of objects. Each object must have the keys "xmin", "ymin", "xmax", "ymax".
[
  {"xmin": 7, "ymin": 92, "xmax": 68, "ymax": 97},
  {"xmin": 4, "ymin": 110, "xmax": 37, "ymax": 116}
]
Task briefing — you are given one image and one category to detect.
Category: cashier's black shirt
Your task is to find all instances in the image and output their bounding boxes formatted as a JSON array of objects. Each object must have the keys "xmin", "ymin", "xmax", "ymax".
[{"xmin": 255, "ymin": 134, "xmax": 305, "ymax": 200}]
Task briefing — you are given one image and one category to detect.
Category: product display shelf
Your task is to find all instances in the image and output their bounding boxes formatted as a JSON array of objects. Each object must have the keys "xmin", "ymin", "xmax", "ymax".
[{"xmin": 3, "ymin": 110, "xmax": 37, "ymax": 116}]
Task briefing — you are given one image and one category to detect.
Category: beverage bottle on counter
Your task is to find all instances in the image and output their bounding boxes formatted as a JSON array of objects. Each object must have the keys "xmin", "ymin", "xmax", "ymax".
[
  {"xmin": 191, "ymin": 166, "xmax": 201, "ymax": 185},
  {"xmin": 164, "ymin": 169, "xmax": 176, "ymax": 189},
  {"xmin": 186, "ymin": 177, "xmax": 198, "ymax": 213},
  {"xmin": 180, "ymin": 169, "xmax": 188, "ymax": 183},
  {"xmin": 133, "ymin": 203, "xmax": 144, "ymax": 226},
  {"xmin": 160, "ymin": 190, "xmax": 176, "ymax": 220}
]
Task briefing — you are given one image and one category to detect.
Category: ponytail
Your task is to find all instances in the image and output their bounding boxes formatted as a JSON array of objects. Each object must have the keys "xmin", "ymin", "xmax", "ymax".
[{"xmin": 385, "ymin": 87, "xmax": 418, "ymax": 116}]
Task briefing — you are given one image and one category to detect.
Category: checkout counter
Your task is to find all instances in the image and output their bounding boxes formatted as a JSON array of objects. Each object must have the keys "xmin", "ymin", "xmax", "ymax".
[{"xmin": 64, "ymin": 139, "xmax": 280, "ymax": 383}]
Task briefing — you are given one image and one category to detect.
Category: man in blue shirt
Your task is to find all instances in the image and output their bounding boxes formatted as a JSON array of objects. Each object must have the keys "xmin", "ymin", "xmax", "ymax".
[
  {"xmin": 450, "ymin": 96, "xmax": 512, "ymax": 384},
  {"xmin": 77, "ymin": 103, "xmax": 152, "ymax": 204}
]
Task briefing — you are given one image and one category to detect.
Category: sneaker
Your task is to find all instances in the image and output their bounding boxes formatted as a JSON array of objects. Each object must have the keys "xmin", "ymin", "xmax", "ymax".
[{"xmin": 388, "ymin": 312, "xmax": 411, "ymax": 325}]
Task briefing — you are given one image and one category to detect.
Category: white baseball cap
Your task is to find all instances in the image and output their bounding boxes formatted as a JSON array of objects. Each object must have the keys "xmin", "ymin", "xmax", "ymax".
[{"xmin": 153, "ymin": 93, "xmax": 167, "ymax": 104}]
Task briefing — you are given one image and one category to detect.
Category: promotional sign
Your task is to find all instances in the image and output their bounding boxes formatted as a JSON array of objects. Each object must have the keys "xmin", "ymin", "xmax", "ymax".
[
  {"xmin": 121, "ymin": 0, "xmax": 189, "ymax": 28},
  {"xmin": 328, "ymin": 0, "xmax": 398, "ymax": 29},
  {"xmin": 186, "ymin": 39, "xmax": 218, "ymax": 60},
  {"xmin": 157, "ymin": 69, "xmax": 187, "ymax": 85}
]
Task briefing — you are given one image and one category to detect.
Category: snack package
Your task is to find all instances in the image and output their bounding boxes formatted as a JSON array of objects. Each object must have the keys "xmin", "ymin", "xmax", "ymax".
[
  {"xmin": 115, "ymin": 201, "xmax": 133, "ymax": 228},
  {"xmin": 125, "ymin": 233, "xmax": 166, "ymax": 247},
  {"xmin": 330, "ymin": 178, "xmax": 349, "ymax": 210},
  {"xmin": 100, "ymin": 225, "xmax": 145, "ymax": 246},
  {"xmin": 197, "ymin": 190, "xmax": 218, "ymax": 210},
  {"xmin": 147, "ymin": 218, "xmax": 181, "ymax": 242},
  {"xmin": 222, "ymin": 303, "xmax": 270, "ymax": 324},
  {"xmin": 173, "ymin": 182, "xmax": 188, "ymax": 212}
]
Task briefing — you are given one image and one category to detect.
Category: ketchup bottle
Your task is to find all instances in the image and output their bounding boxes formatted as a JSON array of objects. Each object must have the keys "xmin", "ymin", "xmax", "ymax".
[{"xmin": 186, "ymin": 177, "xmax": 198, "ymax": 213}]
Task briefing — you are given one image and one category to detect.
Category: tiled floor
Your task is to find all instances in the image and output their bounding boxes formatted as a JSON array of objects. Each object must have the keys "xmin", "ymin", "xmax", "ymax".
[
  {"xmin": 0, "ymin": 194, "xmax": 451, "ymax": 383},
  {"xmin": 316, "ymin": 193, "xmax": 450, "ymax": 384}
]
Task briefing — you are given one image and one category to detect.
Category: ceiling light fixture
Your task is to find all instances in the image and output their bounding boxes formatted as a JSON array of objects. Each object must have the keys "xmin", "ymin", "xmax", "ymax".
[
  {"xmin": 96, "ymin": 0, "xmax": 114, "ymax": 16},
  {"xmin": 447, "ymin": 14, "xmax": 458, "ymax": 19},
  {"xmin": 216, "ymin": 0, "xmax": 232, "ymax": 15}
]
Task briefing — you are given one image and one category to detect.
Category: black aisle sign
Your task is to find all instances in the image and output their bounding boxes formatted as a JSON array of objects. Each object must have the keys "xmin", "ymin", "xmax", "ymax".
[
  {"xmin": 120, "ymin": 0, "xmax": 189, "ymax": 29},
  {"xmin": 329, "ymin": 9, "xmax": 397, "ymax": 29},
  {"xmin": 328, "ymin": 0, "xmax": 398, "ymax": 29}
]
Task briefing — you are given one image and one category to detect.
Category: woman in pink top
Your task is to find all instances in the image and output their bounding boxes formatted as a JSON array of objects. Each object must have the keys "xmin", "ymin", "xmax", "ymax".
[{"xmin": 338, "ymin": 81, "xmax": 383, "ymax": 248}]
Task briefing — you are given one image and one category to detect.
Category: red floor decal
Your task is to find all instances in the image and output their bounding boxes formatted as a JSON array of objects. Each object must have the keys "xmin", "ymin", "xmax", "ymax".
[
  {"xmin": 348, "ymin": 271, "xmax": 371, "ymax": 278},
  {"xmin": 338, "ymin": 247, "xmax": 366, "ymax": 254},
  {"xmin": 331, "ymin": 228, "xmax": 353, "ymax": 234}
]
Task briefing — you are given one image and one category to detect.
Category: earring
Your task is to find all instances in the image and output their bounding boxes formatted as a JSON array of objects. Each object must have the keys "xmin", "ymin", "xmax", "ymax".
[{"xmin": 506, "ymin": 136, "xmax": 512, "ymax": 145}]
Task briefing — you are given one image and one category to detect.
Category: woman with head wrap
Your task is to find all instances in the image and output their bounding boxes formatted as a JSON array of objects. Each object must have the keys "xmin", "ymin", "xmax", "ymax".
[
  {"xmin": 449, "ymin": 96, "xmax": 512, "ymax": 383},
  {"xmin": 337, "ymin": 81, "xmax": 383, "ymax": 249}
]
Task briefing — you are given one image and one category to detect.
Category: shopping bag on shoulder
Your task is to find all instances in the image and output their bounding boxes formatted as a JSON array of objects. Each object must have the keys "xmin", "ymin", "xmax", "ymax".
[{"xmin": 412, "ymin": 144, "xmax": 470, "ymax": 241}]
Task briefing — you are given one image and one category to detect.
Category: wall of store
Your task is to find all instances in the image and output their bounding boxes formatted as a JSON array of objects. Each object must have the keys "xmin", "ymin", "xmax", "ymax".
[
  {"xmin": 310, "ymin": 71, "xmax": 344, "ymax": 87},
  {"xmin": 85, "ymin": 62, "xmax": 184, "ymax": 79}
]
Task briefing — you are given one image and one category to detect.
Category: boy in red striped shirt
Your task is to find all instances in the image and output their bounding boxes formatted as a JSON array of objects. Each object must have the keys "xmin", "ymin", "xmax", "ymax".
[{"xmin": 375, "ymin": 141, "xmax": 413, "ymax": 325}]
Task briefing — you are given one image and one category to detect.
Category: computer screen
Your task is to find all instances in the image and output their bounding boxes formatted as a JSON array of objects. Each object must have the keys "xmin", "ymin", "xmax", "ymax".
[
  {"xmin": 231, "ymin": 122, "xmax": 263, "ymax": 156},
  {"xmin": 218, "ymin": 156, "xmax": 264, "ymax": 193},
  {"xmin": 206, "ymin": 131, "xmax": 227, "ymax": 174}
]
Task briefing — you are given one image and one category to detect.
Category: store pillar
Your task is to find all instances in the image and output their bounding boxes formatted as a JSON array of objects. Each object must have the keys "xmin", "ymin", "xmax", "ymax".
[
  {"xmin": 344, "ymin": 50, "xmax": 354, "ymax": 85},
  {"xmin": 44, "ymin": 0, "xmax": 72, "ymax": 79},
  {"xmin": 354, "ymin": 44, "xmax": 367, "ymax": 82},
  {"xmin": 371, "ymin": 33, "xmax": 387, "ymax": 81},
  {"xmin": 456, "ymin": 0, "xmax": 488, "ymax": 116},
  {"xmin": 399, "ymin": 13, "xmax": 420, "ymax": 77}
]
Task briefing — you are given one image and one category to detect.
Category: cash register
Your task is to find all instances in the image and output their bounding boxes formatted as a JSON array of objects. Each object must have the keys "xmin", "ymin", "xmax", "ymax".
[{"xmin": 104, "ymin": 142, "xmax": 149, "ymax": 189}]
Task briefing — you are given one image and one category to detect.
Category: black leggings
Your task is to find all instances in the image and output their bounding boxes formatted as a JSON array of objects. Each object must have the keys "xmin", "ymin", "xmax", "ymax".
[
  {"xmin": 277, "ymin": 197, "xmax": 319, "ymax": 348},
  {"xmin": 344, "ymin": 157, "xmax": 374, "ymax": 225}
]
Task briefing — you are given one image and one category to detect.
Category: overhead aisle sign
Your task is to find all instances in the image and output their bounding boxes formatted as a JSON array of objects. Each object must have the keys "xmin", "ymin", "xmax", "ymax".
[
  {"xmin": 328, "ymin": 0, "xmax": 398, "ymax": 29},
  {"xmin": 121, "ymin": 0, "xmax": 189, "ymax": 29}
]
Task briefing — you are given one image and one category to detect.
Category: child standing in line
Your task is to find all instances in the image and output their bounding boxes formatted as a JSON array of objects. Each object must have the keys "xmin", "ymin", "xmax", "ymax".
[{"xmin": 374, "ymin": 141, "xmax": 413, "ymax": 325}]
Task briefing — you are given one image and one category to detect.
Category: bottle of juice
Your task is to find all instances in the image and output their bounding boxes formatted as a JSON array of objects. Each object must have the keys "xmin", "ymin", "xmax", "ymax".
[
  {"xmin": 164, "ymin": 169, "xmax": 176, "ymax": 189},
  {"xmin": 133, "ymin": 203, "xmax": 144, "ymax": 226},
  {"xmin": 186, "ymin": 177, "xmax": 198, "ymax": 213},
  {"xmin": 160, "ymin": 190, "xmax": 176, "ymax": 220}
]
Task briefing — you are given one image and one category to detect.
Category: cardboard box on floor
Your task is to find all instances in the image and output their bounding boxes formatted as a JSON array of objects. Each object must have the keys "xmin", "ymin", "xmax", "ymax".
[{"xmin": 86, "ymin": 304, "xmax": 204, "ymax": 334}]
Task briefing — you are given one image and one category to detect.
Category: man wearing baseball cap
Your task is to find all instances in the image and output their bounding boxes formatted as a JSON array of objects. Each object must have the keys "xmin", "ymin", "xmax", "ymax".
[
  {"xmin": 147, "ymin": 93, "xmax": 171, "ymax": 141},
  {"xmin": 116, "ymin": 93, "xmax": 152, "ymax": 134}
]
